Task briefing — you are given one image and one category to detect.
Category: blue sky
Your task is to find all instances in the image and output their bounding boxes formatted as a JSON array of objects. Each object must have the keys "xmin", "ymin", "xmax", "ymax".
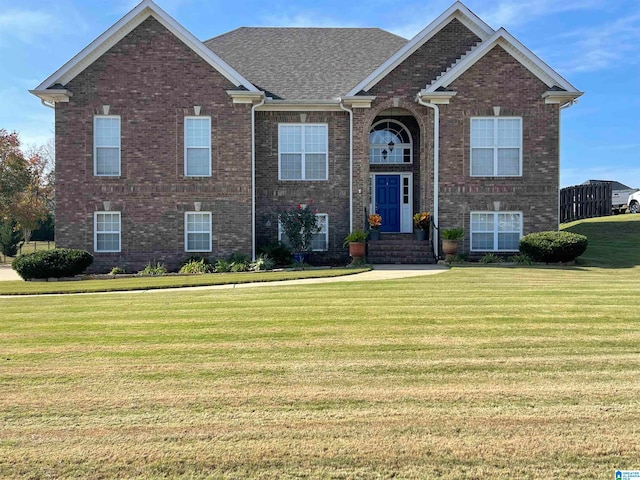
[{"xmin": 1, "ymin": 0, "xmax": 638, "ymax": 187}]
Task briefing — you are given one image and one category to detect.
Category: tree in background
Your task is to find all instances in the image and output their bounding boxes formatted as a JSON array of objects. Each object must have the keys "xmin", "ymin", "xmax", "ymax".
[{"xmin": 0, "ymin": 129, "xmax": 53, "ymax": 246}]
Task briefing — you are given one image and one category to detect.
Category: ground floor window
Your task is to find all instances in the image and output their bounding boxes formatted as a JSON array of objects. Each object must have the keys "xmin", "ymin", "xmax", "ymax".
[
  {"xmin": 278, "ymin": 213, "xmax": 328, "ymax": 251},
  {"xmin": 470, "ymin": 212, "xmax": 522, "ymax": 251},
  {"xmin": 94, "ymin": 211, "xmax": 121, "ymax": 252},
  {"xmin": 185, "ymin": 212, "xmax": 212, "ymax": 252}
]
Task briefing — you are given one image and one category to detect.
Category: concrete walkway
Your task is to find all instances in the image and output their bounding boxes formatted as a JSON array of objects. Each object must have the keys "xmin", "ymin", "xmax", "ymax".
[
  {"xmin": 0, "ymin": 265, "xmax": 21, "ymax": 281},
  {"xmin": 0, "ymin": 263, "xmax": 448, "ymax": 292}
]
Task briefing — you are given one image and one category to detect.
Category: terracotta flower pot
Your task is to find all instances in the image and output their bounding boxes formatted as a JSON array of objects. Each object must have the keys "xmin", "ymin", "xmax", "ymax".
[
  {"xmin": 348, "ymin": 242, "xmax": 366, "ymax": 258},
  {"xmin": 441, "ymin": 239, "xmax": 459, "ymax": 256}
]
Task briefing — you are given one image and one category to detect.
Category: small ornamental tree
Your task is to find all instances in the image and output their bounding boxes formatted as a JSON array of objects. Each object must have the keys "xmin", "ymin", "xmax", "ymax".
[
  {"xmin": 0, "ymin": 218, "xmax": 23, "ymax": 258},
  {"xmin": 279, "ymin": 202, "xmax": 320, "ymax": 253}
]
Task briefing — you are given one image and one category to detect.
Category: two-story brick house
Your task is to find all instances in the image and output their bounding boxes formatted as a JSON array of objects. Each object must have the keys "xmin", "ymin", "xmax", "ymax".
[{"xmin": 30, "ymin": 0, "xmax": 581, "ymax": 271}]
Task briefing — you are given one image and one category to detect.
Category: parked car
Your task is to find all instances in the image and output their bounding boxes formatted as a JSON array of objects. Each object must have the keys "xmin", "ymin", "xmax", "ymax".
[{"xmin": 628, "ymin": 190, "xmax": 640, "ymax": 214}]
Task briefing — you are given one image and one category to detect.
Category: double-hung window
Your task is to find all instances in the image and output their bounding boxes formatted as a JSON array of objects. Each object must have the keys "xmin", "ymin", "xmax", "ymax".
[
  {"xmin": 470, "ymin": 212, "xmax": 522, "ymax": 251},
  {"xmin": 94, "ymin": 211, "xmax": 121, "ymax": 252},
  {"xmin": 278, "ymin": 214, "xmax": 329, "ymax": 251},
  {"xmin": 185, "ymin": 212, "xmax": 212, "ymax": 252},
  {"xmin": 185, "ymin": 117, "xmax": 211, "ymax": 177},
  {"xmin": 471, "ymin": 118, "xmax": 522, "ymax": 176},
  {"xmin": 94, "ymin": 116, "xmax": 121, "ymax": 176},
  {"xmin": 279, "ymin": 124, "xmax": 328, "ymax": 180}
]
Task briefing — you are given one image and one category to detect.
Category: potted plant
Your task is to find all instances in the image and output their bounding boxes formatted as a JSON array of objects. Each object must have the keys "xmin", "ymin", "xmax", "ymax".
[
  {"xmin": 343, "ymin": 230, "xmax": 368, "ymax": 259},
  {"xmin": 413, "ymin": 212, "xmax": 430, "ymax": 241},
  {"xmin": 368, "ymin": 213, "xmax": 382, "ymax": 240},
  {"xmin": 441, "ymin": 227, "xmax": 464, "ymax": 256},
  {"xmin": 279, "ymin": 202, "xmax": 321, "ymax": 264}
]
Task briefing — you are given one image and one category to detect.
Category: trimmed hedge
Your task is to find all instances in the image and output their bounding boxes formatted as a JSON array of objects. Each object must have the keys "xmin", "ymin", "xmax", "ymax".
[
  {"xmin": 12, "ymin": 249, "xmax": 93, "ymax": 280},
  {"xmin": 519, "ymin": 231, "xmax": 588, "ymax": 263}
]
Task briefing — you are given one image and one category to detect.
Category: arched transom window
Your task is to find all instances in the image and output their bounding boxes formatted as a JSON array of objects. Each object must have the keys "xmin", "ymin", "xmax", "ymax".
[{"xmin": 369, "ymin": 120, "xmax": 412, "ymax": 164}]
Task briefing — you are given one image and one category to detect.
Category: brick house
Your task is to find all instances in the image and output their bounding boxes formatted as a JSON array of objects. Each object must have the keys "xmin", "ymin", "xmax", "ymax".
[{"xmin": 30, "ymin": 0, "xmax": 582, "ymax": 271}]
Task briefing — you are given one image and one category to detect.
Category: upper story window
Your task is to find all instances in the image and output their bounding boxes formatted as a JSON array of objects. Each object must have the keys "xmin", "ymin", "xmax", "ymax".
[
  {"xmin": 470, "ymin": 211, "xmax": 522, "ymax": 252},
  {"xmin": 369, "ymin": 120, "xmax": 412, "ymax": 164},
  {"xmin": 185, "ymin": 117, "xmax": 211, "ymax": 177},
  {"xmin": 278, "ymin": 124, "xmax": 328, "ymax": 180},
  {"xmin": 278, "ymin": 213, "xmax": 329, "ymax": 251},
  {"xmin": 471, "ymin": 118, "xmax": 522, "ymax": 176},
  {"xmin": 94, "ymin": 116, "xmax": 121, "ymax": 176},
  {"xmin": 185, "ymin": 211, "xmax": 212, "ymax": 252},
  {"xmin": 94, "ymin": 211, "xmax": 121, "ymax": 252}
]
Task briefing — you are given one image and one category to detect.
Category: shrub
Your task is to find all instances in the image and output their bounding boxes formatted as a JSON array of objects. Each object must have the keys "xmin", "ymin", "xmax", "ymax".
[
  {"xmin": 519, "ymin": 231, "xmax": 588, "ymax": 263},
  {"xmin": 507, "ymin": 253, "xmax": 533, "ymax": 265},
  {"xmin": 109, "ymin": 266, "xmax": 126, "ymax": 275},
  {"xmin": 12, "ymin": 248, "xmax": 93, "ymax": 280},
  {"xmin": 214, "ymin": 259, "xmax": 231, "ymax": 273},
  {"xmin": 479, "ymin": 253, "xmax": 503, "ymax": 264},
  {"xmin": 0, "ymin": 219, "xmax": 23, "ymax": 257},
  {"xmin": 258, "ymin": 242, "xmax": 293, "ymax": 266},
  {"xmin": 251, "ymin": 254, "xmax": 275, "ymax": 272},
  {"xmin": 179, "ymin": 259, "xmax": 213, "ymax": 274},
  {"xmin": 180, "ymin": 255, "xmax": 212, "ymax": 270},
  {"xmin": 138, "ymin": 262, "xmax": 167, "ymax": 276}
]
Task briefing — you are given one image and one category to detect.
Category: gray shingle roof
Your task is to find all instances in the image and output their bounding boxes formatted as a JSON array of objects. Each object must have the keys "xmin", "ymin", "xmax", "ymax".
[{"xmin": 204, "ymin": 28, "xmax": 407, "ymax": 100}]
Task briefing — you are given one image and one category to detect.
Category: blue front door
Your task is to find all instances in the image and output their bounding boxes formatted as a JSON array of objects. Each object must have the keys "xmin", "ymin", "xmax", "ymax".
[{"xmin": 375, "ymin": 175, "xmax": 401, "ymax": 232}]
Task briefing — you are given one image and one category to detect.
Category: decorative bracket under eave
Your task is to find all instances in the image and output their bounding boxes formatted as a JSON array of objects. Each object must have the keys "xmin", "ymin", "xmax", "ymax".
[
  {"xmin": 29, "ymin": 89, "xmax": 73, "ymax": 106},
  {"xmin": 418, "ymin": 89, "xmax": 457, "ymax": 104},
  {"xmin": 542, "ymin": 90, "xmax": 584, "ymax": 107},
  {"xmin": 339, "ymin": 96, "xmax": 376, "ymax": 108},
  {"xmin": 226, "ymin": 90, "xmax": 265, "ymax": 104}
]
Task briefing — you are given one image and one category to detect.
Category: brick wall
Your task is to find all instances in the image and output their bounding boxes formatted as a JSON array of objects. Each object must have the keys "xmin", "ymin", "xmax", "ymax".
[
  {"xmin": 438, "ymin": 45, "xmax": 560, "ymax": 256},
  {"xmin": 55, "ymin": 17, "xmax": 253, "ymax": 272},
  {"xmin": 254, "ymin": 110, "xmax": 351, "ymax": 264}
]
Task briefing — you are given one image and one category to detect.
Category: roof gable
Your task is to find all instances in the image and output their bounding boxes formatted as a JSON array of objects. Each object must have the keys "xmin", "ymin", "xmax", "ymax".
[
  {"xmin": 32, "ymin": 0, "xmax": 257, "ymax": 96},
  {"xmin": 346, "ymin": 1, "xmax": 494, "ymax": 96},
  {"xmin": 424, "ymin": 28, "xmax": 582, "ymax": 94}
]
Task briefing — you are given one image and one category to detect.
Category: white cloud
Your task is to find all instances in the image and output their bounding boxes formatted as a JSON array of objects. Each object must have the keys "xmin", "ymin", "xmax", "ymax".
[
  {"xmin": 558, "ymin": 12, "xmax": 640, "ymax": 73},
  {"xmin": 0, "ymin": 9, "xmax": 57, "ymax": 44},
  {"xmin": 477, "ymin": 0, "xmax": 603, "ymax": 28}
]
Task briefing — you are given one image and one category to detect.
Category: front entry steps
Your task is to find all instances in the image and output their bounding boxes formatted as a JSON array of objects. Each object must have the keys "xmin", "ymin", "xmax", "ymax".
[{"xmin": 367, "ymin": 233, "xmax": 437, "ymax": 264}]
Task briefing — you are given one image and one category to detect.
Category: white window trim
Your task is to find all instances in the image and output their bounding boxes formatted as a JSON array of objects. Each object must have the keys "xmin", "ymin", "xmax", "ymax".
[
  {"xmin": 470, "ymin": 117, "xmax": 522, "ymax": 177},
  {"xmin": 184, "ymin": 211, "xmax": 212, "ymax": 252},
  {"xmin": 278, "ymin": 213, "xmax": 329, "ymax": 252},
  {"xmin": 369, "ymin": 119, "xmax": 413, "ymax": 165},
  {"xmin": 278, "ymin": 123, "xmax": 328, "ymax": 181},
  {"xmin": 93, "ymin": 115, "xmax": 121, "ymax": 177},
  {"xmin": 184, "ymin": 116, "xmax": 212, "ymax": 177},
  {"xmin": 94, "ymin": 211, "xmax": 121, "ymax": 253},
  {"xmin": 470, "ymin": 211, "xmax": 523, "ymax": 252}
]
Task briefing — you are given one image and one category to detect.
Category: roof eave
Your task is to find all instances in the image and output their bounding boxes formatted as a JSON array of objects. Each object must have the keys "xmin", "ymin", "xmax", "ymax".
[
  {"xmin": 29, "ymin": 89, "xmax": 73, "ymax": 103},
  {"xmin": 34, "ymin": 0, "xmax": 257, "ymax": 94},
  {"xmin": 346, "ymin": 1, "xmax": 495, "ymax": 96},
  {"xmin": 425, "ymin": 28, "xmax": 582, "ymax": 94}
]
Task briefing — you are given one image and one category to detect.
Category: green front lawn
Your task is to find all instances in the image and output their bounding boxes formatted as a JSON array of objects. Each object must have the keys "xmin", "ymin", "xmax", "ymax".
[{"xmin": 0, "ymin": 268, "xmax": 369, "ymax": 295}]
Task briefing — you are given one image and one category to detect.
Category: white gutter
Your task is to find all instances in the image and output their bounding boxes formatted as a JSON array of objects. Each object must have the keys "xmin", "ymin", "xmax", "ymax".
[
  {"xmin": 416, "ymin": 94, "xmax": 440, "ymax": 257},
  {"xmin": 251, "ymin": 94, "xmax": 266, "ymax": 261},
  {"xmin": 338, "ymin": 99, "xmax": 354, "ymax": 232},
  {"xmin": 40, "ymin": 99, "xmax": 55, "ymax": 109}
]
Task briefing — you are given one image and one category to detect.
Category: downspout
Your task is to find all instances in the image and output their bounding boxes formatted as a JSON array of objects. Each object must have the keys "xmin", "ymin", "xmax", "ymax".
[
  {"xmin": 338, "ymin": 99, "xmax": 354, "ymax": 232},
  {"xmin": 416, "ymin": 94, "xmax": 440, "ymax": 257},
  {"xmin": 251, "ymin": 94, "xmax": 266, "ymax": 261},
  {"xmin": 557, "ymin": 99, "xmax": 576, "ymax": 227},
  {"xmin": 41, "ymin": 99, "xmax": 55, "ymax": 109}
]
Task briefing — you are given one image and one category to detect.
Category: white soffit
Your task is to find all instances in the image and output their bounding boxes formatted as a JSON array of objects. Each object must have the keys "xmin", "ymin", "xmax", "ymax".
[
  {"xmin": 33, "ymin": 0, "xmax": 257, "ymax": 92},
  {"xmin": 426, "ymin": 28, "xmax": 581, "ymax": 93},
  {"xmin": 346, "ymin": 1, "xmax": 494, "ymax": 96}
]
